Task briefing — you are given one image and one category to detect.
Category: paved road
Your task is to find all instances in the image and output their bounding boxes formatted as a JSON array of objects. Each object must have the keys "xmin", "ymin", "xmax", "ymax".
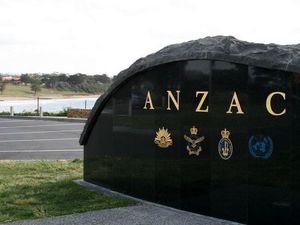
[{"xmin": 0, "ymin": 118, "xmax": 84, "ymax": 160}]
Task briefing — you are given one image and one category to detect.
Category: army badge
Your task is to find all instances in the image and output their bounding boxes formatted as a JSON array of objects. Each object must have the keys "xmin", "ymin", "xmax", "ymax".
[
  {"xmin": 248, "ymin": 135, "xmax": 273, "ymax": 159},
  {"xmin": 184, "ymin": 126, "xmax": 205, "ymax": 156},
  {"xmin": 218, "ymin": 128, "xmax": 233, "ymax": 160},
  {"xmin": 154, "ymin": 127, "xmax": 173, "ymax": 148}
]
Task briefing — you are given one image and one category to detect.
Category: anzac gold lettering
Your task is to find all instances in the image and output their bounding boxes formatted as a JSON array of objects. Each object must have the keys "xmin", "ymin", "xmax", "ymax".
[
  {"xmin": 195, "ymin": 91, "xmax": 209, "ymax": 112},
  {"xmin": 143, "ymin": 90, "xmax": 286, "ymax": 115},
  {"xmin": 266, "ymin": 92, "xmax": 286, "ymax": 116},
  {"xmin": 226, "ymin": 92, "xmax": 244, "ymax": 114},
  {"xmin": 167, "ymin": 90, "xmax": 180, "ymax": 111},
  {"xmin": 143, "ymin": 91, "xmax": 154, "ymax": 110}
]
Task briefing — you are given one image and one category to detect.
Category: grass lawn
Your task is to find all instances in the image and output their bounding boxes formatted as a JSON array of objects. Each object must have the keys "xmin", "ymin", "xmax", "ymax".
[
  {"xmin": 0, "ymin": 159, "xmax": 134, "ymax": 223},
  {"xmin": 2, "ymin": 84, "xmax": 90, "ymax": 97}
]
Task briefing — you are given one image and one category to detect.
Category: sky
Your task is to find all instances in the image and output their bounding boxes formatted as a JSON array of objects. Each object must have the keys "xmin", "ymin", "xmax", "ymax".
[{"xmin": 0, "ymin": 0, "xmax": 299, "ymax": 77}]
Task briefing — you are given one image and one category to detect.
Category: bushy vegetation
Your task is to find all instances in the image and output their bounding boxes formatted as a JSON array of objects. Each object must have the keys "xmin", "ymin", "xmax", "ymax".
[
  {"xmin": 19, "ymin": 73, "xmax": 112, "ymax": 94},
  {"xmin": 67, "ymin": 108, "xmax": 91, "ymax": 118}
]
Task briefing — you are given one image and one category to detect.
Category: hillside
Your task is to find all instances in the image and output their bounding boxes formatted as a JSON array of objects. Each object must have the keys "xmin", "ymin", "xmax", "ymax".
[{"xmin": 0, "ymin": 84, "xmax": 93, "ymax": 98}]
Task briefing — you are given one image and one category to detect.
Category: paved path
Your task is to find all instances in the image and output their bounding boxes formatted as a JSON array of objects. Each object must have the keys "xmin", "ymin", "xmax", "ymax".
[
  {"xmin": 1, "ymin": 204, "xmax": 241, "ymax": 225},
  {"xmin": 0, "ymin": 118, "xmax": 84, "ymax": 160}
]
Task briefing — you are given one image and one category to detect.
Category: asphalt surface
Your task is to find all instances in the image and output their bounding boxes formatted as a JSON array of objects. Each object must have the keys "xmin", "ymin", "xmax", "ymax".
[
  {"xmin": 1, "ymin": 204, "xmax": 241, "ymax": 225},
  {"xmin": 0, "ymin": 118, "xmax": 84, "ymax": 160}
]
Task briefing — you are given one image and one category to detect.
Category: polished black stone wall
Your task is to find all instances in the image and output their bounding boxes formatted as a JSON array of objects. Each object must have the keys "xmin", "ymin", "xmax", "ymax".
[{"xmin": 84, "ymin": 60, "xmax": 300, "ymax": 225}]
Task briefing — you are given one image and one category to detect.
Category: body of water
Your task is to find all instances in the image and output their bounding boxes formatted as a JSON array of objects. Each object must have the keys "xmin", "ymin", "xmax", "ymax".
[{"xmin": 0, "ymin": 97, "xmax": 98, "ymax": 113}]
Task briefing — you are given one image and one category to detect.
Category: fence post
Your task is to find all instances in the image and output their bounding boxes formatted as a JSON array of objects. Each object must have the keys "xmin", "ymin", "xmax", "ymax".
[
  {"xmin": 36, "ymin": 96, "xmax": 40, "ymax": 116},
  {"xmin": 10, "ymin": 106, "xmax": 14, "ymax": 116},
  {"xmin": 39, "ymin": 107, "xmax": 43, "ymax": 117}
]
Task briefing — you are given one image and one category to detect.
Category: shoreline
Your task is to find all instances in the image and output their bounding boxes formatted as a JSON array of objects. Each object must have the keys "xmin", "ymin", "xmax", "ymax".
[{"xmin": 0, "ymin": 94, "xmax": 100, "ymax": 101}]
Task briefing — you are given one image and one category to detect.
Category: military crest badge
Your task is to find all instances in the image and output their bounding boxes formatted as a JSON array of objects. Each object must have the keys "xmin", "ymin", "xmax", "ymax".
[
  {"xmin": 154, "ymin": 127, "xmax": 173, "ymax": 148},
  {"xmin": 184, "ymin": 126, "xmax": 205, "ymax": 156},
  {"xmin": 248, "ymin": 135, "xmax": 273, "ymax": 159},
  {"xmin": 218, "ymin": 128, "xmax": 233, "ymax": 160}
]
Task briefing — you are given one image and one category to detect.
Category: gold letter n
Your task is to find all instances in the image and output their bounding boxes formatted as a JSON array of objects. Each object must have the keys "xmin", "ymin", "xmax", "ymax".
[{"xmin": 167, "ymin": 90, "xmax": 180, "ymax": 111}]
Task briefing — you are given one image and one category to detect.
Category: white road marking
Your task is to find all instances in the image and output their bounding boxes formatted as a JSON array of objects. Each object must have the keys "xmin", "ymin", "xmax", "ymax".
[
  {"xmin": 0, "ymin": 119, "xmax": 39, "ymax": 123},
  {"xmin": 0, "ymin": 124, "xmax": 82, "ymax": 129},
  {"xmin": 0, "ymin": 138, "xmax": 78, "ymax": 143},
  {"xmin": 0, "ymin": 149, "xmax": 83, "ymax": 153},
  {"xmin": 0, "ymin": 130, "xmax": 81, "ymax": 135}
]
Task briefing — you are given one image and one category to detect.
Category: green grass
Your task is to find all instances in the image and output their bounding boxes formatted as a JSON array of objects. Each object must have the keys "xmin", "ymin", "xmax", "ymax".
[
  {"xmin": 1, "ymin": 84, "xmax": 90, "ymax": 97},
  {"xmin": 0, "ymin": 159, "xmax": 134, "ymax": 223}
]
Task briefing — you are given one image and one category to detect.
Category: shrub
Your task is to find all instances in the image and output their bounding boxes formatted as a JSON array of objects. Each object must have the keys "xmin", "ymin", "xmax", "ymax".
[{"xmin": 67, "ymin": 108, "xmax": 91, "ymax": 118}]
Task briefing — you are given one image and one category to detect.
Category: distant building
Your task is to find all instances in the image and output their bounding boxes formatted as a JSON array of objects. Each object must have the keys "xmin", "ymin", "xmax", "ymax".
[{"xmin": 1, "ymin": 76, "xmax": 21, "ymax": 82}]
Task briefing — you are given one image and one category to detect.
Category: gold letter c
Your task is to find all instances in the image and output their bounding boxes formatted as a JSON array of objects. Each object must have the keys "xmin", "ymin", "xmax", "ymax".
[{"xmin": 266, "ymin": 92, "xmax": 286, "ymax": 116}]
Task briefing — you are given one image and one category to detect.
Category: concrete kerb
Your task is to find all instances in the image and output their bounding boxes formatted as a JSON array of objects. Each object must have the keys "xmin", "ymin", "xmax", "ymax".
[
  {"xmin": 74, "ymin": 179, "xmax": 242, "ymax": 225},
  {"xmin": 0, "ymin": 115, "xmax": 87, "ymax": 123}
]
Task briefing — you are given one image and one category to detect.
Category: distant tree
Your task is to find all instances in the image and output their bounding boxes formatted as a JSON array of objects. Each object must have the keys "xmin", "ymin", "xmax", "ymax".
[
  {"xmin": 20, "ymin": 74, "xmax": 32, "ymax": 85},
  {"xmin": 0, "ymin": 81, "xmax": 7, "ymax": 95},
  {"xmin": 42, "ymin": 74, "xmax": 60, "ymax": 89},
  {"xmin": 58, "ymin": 74, "xmax": 68, "ymax": 82},
  {"xmin": 68, "ymin": 73, "xmax": 87, "ymax": 85},
  {"xmin": 31, "ymin": 79, "xmax": 42, "ymax": 95},
  {"xmin": 56, "ymin": 81, "xmax": 71, "ymax": 90},
  {"xmin": 93, "ymin": 74, "xmax": 111, "ymax": 84}
]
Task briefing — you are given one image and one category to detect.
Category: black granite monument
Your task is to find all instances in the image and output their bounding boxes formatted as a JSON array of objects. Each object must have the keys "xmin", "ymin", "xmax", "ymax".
[{"xmin": 80, "ymin": 36, "xmax": 300, "ymax": 225}]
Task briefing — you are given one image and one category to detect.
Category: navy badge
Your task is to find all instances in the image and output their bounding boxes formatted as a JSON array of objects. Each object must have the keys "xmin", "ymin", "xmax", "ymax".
[
  {"xmin": 248, "ymin": 135, "xmax": 273, "ymax": 159},
  {"xmin": 154, "ymin": 127, "xmax": 173, "ymax": 148},
  {"xmin": 218, "ymin": 128, "xmax": 233, "ymax": 160},
  {"xmin": 184, "ymin": 126, "xmax": 205, "ymax": 156}
]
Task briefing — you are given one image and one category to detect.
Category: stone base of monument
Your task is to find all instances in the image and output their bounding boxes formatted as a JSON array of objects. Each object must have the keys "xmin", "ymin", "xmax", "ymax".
[{"xmin": 74, "ymin": 179, "xmax": 243, "ymax": 225}]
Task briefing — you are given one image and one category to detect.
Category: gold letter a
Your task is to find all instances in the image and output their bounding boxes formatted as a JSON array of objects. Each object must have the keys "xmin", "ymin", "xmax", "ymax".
[
  {"xmin": 226, "ymin": 92, "xmax": 244, "ymax": 114},
  {"xmin": 143, "ymin": 91, "xmax": 154, "ymax": 110}
]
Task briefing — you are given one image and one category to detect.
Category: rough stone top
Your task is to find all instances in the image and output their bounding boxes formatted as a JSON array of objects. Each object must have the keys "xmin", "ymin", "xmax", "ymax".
[
  {"xmin": 80, "ymin": 36, "xmax": 300, "ymax": 145},
  {"xmin": 119, "ymin": 35, "xmax": 300, "ymax": 77}
]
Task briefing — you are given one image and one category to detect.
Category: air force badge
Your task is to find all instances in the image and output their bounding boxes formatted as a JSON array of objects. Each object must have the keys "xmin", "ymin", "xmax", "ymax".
[
  {"xmin": 184, "ymin": 126, "xmax": 205, "ymax": 156},
  {"xmin": 218, "ymin": 128, "xmax": 233, "ymax": 160},
  {"xmin": 249, "ymin": 135, "xmax": 273, "ymax": 159}
]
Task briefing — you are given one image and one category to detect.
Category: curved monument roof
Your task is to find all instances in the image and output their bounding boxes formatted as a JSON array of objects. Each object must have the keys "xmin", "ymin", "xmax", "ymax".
[{"xmin": 80, "ymin": 36, "xmax": 300, "ymax": 145}]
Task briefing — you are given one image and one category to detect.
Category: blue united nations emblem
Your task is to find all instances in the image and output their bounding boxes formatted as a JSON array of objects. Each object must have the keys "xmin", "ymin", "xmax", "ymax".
[
  {"xmin": 184, "ymin": 126, "xmax": 205, "ymax": 156},
  {"xmin": 248, "ymin": 135, "xmax": 273, "ymax": 159},
  {"xmin": 218, "ymin": 128, "xmax": 233, "ymax": 160}
]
